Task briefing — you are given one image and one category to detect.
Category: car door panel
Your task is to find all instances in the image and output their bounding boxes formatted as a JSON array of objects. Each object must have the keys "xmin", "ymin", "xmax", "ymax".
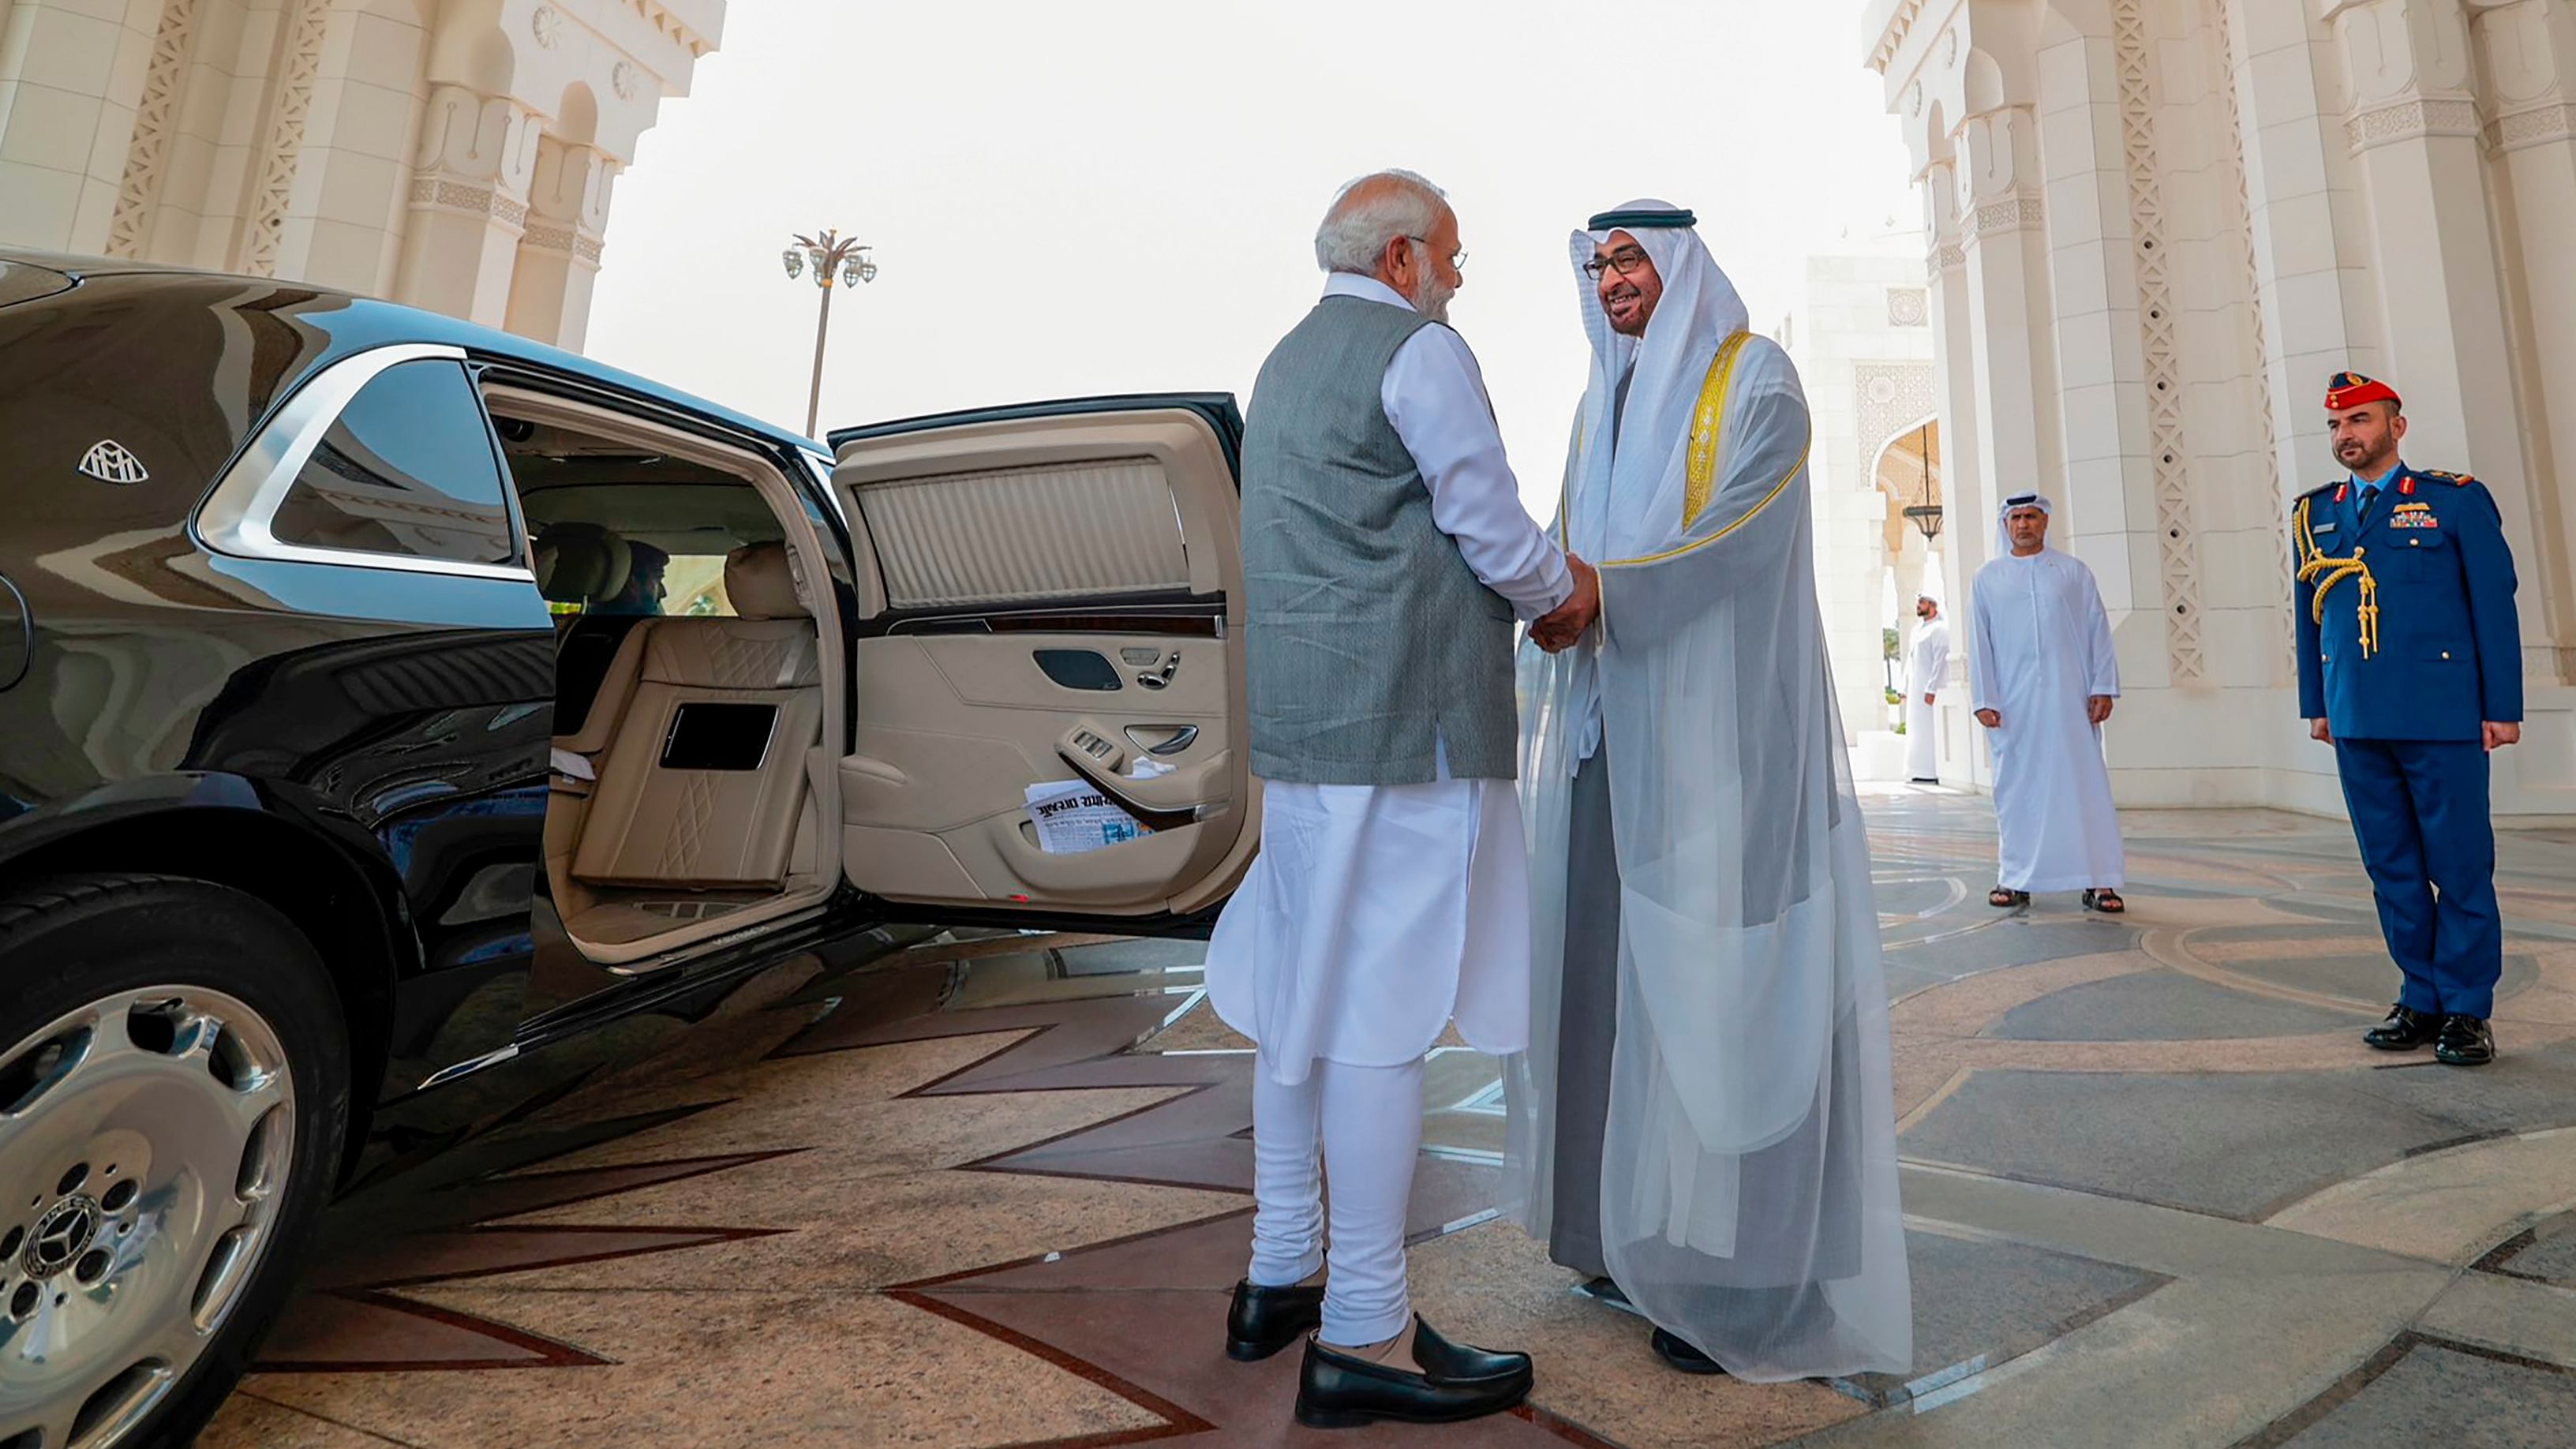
[{"xmin": 829, "ymin": 397, "xmax": 1254, "ymax": 919}]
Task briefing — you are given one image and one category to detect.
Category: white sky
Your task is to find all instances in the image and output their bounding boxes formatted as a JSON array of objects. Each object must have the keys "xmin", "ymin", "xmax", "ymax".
[{"xmin": 584, "ymin": 1, "xmax": 1920, "ymax": 515}]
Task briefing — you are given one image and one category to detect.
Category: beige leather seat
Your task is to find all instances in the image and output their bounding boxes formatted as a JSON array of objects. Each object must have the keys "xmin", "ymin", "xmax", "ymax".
[{"xmin": 571, "ymin": 542, "xmax": 822, "ymax": 890}]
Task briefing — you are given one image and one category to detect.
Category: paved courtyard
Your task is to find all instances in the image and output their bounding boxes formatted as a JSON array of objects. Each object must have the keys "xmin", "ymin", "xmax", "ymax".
[{"xmin": 201, "ymin": 788, "xmax": 2576, "ymax": 1447}]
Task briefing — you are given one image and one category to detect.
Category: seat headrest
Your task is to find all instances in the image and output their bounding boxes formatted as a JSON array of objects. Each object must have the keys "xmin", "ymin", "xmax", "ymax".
[
  {"xmin": 724, "ymin": 541, "xmax": 807, "ymax": 620},
  {"xmin": 535, "ymin": 522, "xmax": 631, "ymax": 604}
]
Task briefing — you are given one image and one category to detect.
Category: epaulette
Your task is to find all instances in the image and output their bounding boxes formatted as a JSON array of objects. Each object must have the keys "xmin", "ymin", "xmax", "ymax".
[{"xmin": 2417, "ymin": 468, "xmax": 2477, "ymax": 487}]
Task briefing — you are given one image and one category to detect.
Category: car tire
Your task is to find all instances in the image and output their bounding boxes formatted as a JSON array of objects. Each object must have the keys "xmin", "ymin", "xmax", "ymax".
[{"xmin": 0, "ymin": 873, "xmax": 350, "ymax": 1449}]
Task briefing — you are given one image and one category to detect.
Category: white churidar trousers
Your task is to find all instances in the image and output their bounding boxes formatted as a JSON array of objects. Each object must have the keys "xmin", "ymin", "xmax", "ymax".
[{"xmin": 1247, "ymin": 1051, "xmax": 1426, "ymax": 1346}]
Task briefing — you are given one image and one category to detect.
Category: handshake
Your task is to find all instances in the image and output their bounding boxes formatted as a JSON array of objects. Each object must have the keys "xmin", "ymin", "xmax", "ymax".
[{"xmin": 1530, "ymin": 556, "xmax": 1601, "ymax": 653}]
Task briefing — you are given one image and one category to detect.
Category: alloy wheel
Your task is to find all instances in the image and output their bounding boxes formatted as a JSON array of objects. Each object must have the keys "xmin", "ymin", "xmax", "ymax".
[{"xmin": 0, "ymin": 987, "xmax": 296, "ymax": 1448}]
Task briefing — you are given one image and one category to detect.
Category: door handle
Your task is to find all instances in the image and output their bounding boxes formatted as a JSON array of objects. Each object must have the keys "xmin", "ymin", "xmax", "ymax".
[
  {"xmin": 1054, "ymin": 747, "xmax": 1203, "ymax": 831},
  {"xmin": 1127, "ymin": 724, "xmax": 1198, "ymax": 756}
]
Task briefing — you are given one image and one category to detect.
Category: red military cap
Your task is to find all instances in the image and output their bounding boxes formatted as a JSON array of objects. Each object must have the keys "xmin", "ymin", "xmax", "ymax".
[{"xmin": 2325, "ymin": 371, "xmax": 2399, "ymax": 411}]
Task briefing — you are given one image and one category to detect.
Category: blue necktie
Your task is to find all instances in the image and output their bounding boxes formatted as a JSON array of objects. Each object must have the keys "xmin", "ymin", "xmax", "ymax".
[{"xmin": 2357, "ymin": 481, "xmax": 2379, "ymax": 524}]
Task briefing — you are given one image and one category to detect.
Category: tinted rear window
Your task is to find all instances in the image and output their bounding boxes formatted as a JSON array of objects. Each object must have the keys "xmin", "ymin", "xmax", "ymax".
[{"xmin": 268, "ymin": 358, "xmax": 517, "ymax": 564}]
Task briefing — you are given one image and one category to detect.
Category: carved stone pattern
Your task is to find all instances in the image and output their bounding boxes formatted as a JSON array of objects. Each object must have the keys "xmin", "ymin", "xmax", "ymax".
[
  {"xmin": 1926, "ymin": 241, "xmax": 1964, "ymax": 280},
  {"xmin": 242, "ymin": 0, "xmax": 331, "ymax": 276},
  {"xmin": 625, "ymin": 0, "xmax": 713, "ymax": 58},
  {"xmin": 2212, "ymin": 0, "xmax": 2290, "ymax": 674},
  {"xmin": 1888, "ymin": 287, "xmax": 1929, "ymax": 326},
  {"xmin": 533, "ymin": 3, "xmax": 563, "ymax": 47},
  {"xmin": 1968, "ymin": 196, "xmax": 2046, "ymax": 237},
  {"xmin": 578, "ymin": 234, "xmax": 605, "ymax": 264},
  {"xmin": 612, "ymin": 61, "xmax": 641, "ymax": 100},
  {"xmin": 2492, "ymin": 103, "xmax": 2576, "ymax": 152},
  {"xmin": 1870, "ymin": 0, "xmax": 1927, "ymax": 73},
  {"xmin": 521, "ymin": 222, "xmax": 577, "ymax": 253},
  {"xmin": 2346, "ymin": 95, "xmax": 2484, "ymax": 152},
  {"xmin": 409, "ymin": 177, "xmax": 530, "ymax": 228},
  {"xmin": 106, "ymin": 0, "xmax": 199, "ymax": 259},
  {"xmin": 1856, "ymin": 362, "xmax": 1937, "ymax": 461},
  {"xmin": 2114, "ymin": 0, "xmax": 2204, "ymax": 681}
]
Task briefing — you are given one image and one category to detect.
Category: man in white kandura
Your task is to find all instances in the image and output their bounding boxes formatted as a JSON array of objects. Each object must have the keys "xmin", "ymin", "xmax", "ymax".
[
  {"xmin": 1968, "ymin": 493, "xmax": 2127, "ymax": 913},
  {"xmin": 1206, "ymin": 169, "xmax": 1599, "ymax": 1430},
  {"xmin": 1905, "ymin": 594, "xmax": 1952, "ymax": 784},
  {"xmin": 1503, "ymin": 201, "xmax": 1912, "ymax": 1382}
]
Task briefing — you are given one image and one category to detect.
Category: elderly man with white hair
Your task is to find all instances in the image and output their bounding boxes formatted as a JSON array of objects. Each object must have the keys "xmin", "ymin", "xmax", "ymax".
[
  {"xmin": 1205, "ymin": 169, "xmax": 1597, "ymax": 1429},
  {"xmin": 1968, "ymin": 492, "xmax": 2127, "ymax": 912}
]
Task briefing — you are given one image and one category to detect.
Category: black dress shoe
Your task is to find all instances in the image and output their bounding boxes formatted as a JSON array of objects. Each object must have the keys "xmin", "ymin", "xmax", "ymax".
[
  {"xmin": 1225, "ymin": 1279, "xmax": 1323, "ymax": 1362},
  {"xmin": 2435, "ymin": 1014, "xmax": 2496, "ymax": 1066},
  {"xmin": 1650, "ymin": 1326, "xmax": 1728, "ymax": 1376},
  {"xmin": 1294, "ymin": 1318, "xmax": 1532, "ymax": 1429},
  {"xmin": 2364, "ymin": 1004, "xmax": 2439, "ymax": 1051},
  {"xmin": 1410, "ymin": 1316, "xmax": 1532, "ymax": 1385}
]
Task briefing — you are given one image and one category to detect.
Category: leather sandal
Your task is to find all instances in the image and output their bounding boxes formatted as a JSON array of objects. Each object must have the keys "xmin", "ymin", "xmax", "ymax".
[
  {"xmin": 2083, "ymin": 888, "xmax": 2125, "ymax": 914},
  {"xmin": 1988, "ymin": 886, "xmax": 2030, "ymax": 908}
]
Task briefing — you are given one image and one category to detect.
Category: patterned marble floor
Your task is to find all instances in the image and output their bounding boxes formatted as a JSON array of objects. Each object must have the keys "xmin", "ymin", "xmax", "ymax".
[{"xmin": 202, "ymin": 790, "xmax": 2576, "ymax": 1447}]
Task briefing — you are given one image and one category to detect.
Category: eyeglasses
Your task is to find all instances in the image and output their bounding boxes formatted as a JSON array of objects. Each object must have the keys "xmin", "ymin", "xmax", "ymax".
[
  {"xmin": 1582, "ymin": 248, "xmax": 1653, "ymax": 280},
  {"xmin": 1406, "ymin": 236, "xmax": 1466, "ymax": 271}
]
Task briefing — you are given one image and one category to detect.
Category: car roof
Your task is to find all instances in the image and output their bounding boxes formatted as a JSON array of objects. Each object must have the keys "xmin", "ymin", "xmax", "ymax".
[{"xmin": 0, "ymin": 248, "xmax": 824, "ymax": 456}]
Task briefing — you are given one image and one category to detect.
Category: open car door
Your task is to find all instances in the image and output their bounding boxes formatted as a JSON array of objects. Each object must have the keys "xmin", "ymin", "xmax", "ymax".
[{"xmin": 826, "ymin": 395, "xmax": 1256, "ymax": 929}]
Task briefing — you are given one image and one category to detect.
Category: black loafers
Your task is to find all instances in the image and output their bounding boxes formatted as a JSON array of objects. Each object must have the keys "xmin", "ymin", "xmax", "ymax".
[
  {"xmin": 1294, "ymin": 1317, "xmax": 1532, "ymax": 1429},
  {"xmin": 2364, "ymin": 1004, "xmax": 2439, "ymax": 1051},
  {"xmin": 2435, "ymin": 1014, "xmax": 2495, "ymax": 1066},
  {"xmin": 1225, "ymin": 1279, "xmax": 1324, "ymax": 1362},
  {"xmin": 1650, "ymin": 1326, "xmax": 1728, "ymax": 1376}
]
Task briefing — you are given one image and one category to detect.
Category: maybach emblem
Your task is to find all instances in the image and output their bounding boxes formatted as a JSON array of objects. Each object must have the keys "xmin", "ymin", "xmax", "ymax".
[{"xmin": 77, "ymin": 439, "xmax": 150, "ymax": 485}]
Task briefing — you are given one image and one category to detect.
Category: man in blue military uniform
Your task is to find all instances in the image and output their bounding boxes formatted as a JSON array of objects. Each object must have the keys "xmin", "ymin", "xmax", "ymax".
[{"xmin": 2295, "ymin": 372, "xmax": 2522, "ymax": 1065}]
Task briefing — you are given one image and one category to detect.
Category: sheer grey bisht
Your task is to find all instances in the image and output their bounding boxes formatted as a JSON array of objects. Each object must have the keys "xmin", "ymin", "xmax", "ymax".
[{"xmin": 1502, "ymin": 209, "xmax": 1913, "ymax": 1380}]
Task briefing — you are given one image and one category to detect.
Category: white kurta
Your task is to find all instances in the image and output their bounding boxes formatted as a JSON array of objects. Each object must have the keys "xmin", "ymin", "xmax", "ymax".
[
  {"xmin": 1968, "ymin": 549, "xmax": 2124, "ymax": 891},
  {"xmin": 1207, "ymin": 272, "xmax": 1573, "ymax": 1085},
  {"xmin": 1904, "ymin": 616, "xmax": 1951, "ymax": 781}
]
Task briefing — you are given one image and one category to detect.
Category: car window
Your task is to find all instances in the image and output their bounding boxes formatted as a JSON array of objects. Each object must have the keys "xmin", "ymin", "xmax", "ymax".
[
  {"xmin": 268, "ymin": 359, "xmax": 517, "ymax": 564},
  {"xmin": 571, "ymin": 545, "xmax": 739, "ymax": 619}
]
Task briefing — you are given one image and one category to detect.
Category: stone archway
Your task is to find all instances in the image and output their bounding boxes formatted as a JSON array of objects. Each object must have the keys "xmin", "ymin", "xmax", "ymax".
[{"xmin": 1874, "ymin": 413, "xmax": 1944, "ymax": 619}]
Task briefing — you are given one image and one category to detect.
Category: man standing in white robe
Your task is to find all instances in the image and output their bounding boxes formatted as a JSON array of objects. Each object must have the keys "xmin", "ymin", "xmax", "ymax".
[
  {"xmin": 1905, "ymin": 594, "xmax": 1951, "ymax": 784},
  {"xmin": 1969, "ymin": 494, "xmax": 2127, "ymax": 913},
  {"xmin": 1504, "ymin": 201, "xmax": 1912, "ymax": 1383},
  {"xmin": 1205, "ymin": 169, "xmax": 1597, "ymax": 1429}
]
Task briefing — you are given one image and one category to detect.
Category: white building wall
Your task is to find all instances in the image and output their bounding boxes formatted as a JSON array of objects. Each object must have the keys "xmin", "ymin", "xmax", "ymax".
[
  {"xmin": 1785, "ymin": 242, "xmax": 1945, "ymax": 765},
  {"xmin": 1865, "ymin": 0, "xmax": 2576, "ymax": 819},
  {"xmin": 0, "ymin": 0, "xmax": 722, "ymax": 352}
]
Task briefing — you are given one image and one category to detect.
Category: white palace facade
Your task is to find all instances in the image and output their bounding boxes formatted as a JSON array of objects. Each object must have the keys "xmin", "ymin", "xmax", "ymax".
[
  {"xmin": 1865, "ymin": 0, "xmax": 2575, "ymax": 818},
  {"xmin": 0, "ymin": 0, "xmax": 722, "ymax": 350}
]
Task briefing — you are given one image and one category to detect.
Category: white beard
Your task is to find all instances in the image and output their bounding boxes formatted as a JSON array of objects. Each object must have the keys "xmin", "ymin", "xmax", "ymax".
[{"xmin": 1406, "ymin": 244, "xmax": 1455, "ymax": 324}]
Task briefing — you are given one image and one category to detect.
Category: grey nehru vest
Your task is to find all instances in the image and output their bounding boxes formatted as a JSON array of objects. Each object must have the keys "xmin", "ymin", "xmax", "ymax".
[{"xmin": 1238, "ymin": 292, "xmax": 1519, "ymax": 785}]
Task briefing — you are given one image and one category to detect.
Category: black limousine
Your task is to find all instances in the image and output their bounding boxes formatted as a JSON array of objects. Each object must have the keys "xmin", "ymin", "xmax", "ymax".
[{"xmin": 0, "ymin": 249, "xmax": 1256, "ymax": 1447}]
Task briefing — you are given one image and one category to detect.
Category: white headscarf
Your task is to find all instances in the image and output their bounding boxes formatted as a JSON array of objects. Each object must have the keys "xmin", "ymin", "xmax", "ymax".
[
  {"xmin": 1559, "ymin": 200, "xmax": 1751, "ymax": 563},
  {"xmin": 1995, "ymin": 490, "xmax": 2054, "ymax": 557}
]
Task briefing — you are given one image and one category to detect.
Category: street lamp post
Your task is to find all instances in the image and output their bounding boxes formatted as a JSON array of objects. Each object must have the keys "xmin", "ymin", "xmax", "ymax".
[{"xmin": 780, "ymin": 228, "xmax": 878, "ymax": 438}]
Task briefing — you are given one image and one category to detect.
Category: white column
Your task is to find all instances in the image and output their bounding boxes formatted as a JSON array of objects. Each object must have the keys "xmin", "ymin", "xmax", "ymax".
[
  {"xmin": 1955, "ymin": 105, "xmax": 2065, "ymax": 530},
  {"xmin": 2473, "ymin": 0, "xmax": 2576, "ymax": 678},
  {"xmin": 272, "ymin": 0, "xmax": 432, "ymax": 294},
  {"xmin": 504, "ymin": 133, "xmax": 615, "ymax": 348},
  {"xmin": 1924, "ymin": 158, "xmax": 1989, "ymax": 790},
  {"xmin": 393, "ymin": 82, "xmax": 540, "ymax": 329},
  {"xmin": 2325, "ymin": 0, "xmax": 2555, "ymax": 665},
  {"xmin": 0, "ymin": 0, "xmax": 159, "ymax": 252}
]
